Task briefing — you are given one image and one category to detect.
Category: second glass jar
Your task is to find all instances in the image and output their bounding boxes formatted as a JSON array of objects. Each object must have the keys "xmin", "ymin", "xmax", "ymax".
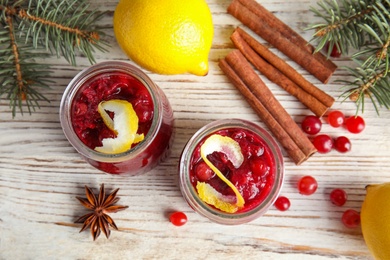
[{"xmin": 179, "ymin": 119, "xmax": 284, "ymax": 224}]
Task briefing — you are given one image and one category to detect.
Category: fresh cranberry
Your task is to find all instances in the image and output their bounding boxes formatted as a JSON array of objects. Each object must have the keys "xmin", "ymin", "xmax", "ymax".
[
  {"xmin": 330, "ymin": 188, "xmax": 347, "ymax": 206},
  {"xmin": 169, "ymin": 211, "xmax": 188, "ymax": 226},
  {"xmin": 345, "ymin": 116, "xmax": 365, "ymax": 134},
  {"xmin": 194, "ymin": 161, "xmax": 214, "ymax": 181},
  {"xmin": 274, "ymin": 196, "xmax": 291, "ymax": 211},
  {"xmin": 312, "ymin": 134, "xmax": 333, "ymax": 153},
  {"xmin": 298, "ymin": 176, "xmax": 318, "ymax": 195},
  {"xmin": 250, "ymin": 157, "xmax": 269, "ymax": 179},
  {"xmin": 334, "ymin": 136, "xmax": 352, "ymax": 153},
  {"xmin": 301, "ymin": 115, "xmax": 322, "ymax": 135},
  {"xmin": 327, "ymin": 110, "xmax": 345, "ymax": 127},
  {"xmin": 326, "ymin": 42, "xmax": 342, "ymax": 58},
  {"xmin": 342, "ymin": 209, "xmax": 360, "ymax": 228}
]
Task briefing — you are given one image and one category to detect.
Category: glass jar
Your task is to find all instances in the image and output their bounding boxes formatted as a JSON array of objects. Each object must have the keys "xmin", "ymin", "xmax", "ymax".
[
  {"xmin": 60, "ymin": 61, "xmax": 174, "ymax": 175},
  {"xmin": 179, "ymin": 119, "xmax": 284, "ymax": 224}
]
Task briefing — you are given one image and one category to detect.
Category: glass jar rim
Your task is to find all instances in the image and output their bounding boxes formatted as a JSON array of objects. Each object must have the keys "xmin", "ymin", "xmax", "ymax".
[
  {"xmin": 179, "ymin": 118, "xmax": 284, "ymax": 225},
  {"xmin": 59, "ymin": 61, "xmax": 162, "ymax": 163}
]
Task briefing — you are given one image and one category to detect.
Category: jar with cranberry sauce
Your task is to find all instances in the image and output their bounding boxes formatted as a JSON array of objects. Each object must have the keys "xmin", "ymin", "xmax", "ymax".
[
  {"xmin": 60, "ymin": 61, "xmax": 174, "ymax": 175},
  {"xmin": 179, "ymin": 119, "xmax": 284, "ymax": 224}
]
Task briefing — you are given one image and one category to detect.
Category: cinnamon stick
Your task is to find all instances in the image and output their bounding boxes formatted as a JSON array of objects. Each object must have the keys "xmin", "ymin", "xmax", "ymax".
[
  {"xmin": 231, "ymin": 28, "xmax": 333, "ymax": 117},
  {"xmin": 221, "ymin": 50, "xmax": 317, "ymax": 164},
  {"xmin": 227, "ymin": 0, "xmax": 337, "ymax": 83},
  {"xmin": 234, "ymin": 28, "xmax": 335, "ymax": 108},
  {"xmin": 219, "ymin": 59, "xmax": 308, "ymax": 165},
  {"xmin": 233, "ymin": 0, "xmax": 318, "ymax": 58}
]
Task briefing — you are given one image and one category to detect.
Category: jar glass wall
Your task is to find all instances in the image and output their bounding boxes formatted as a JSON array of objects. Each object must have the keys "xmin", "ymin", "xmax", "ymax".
[
  {"xmin": 179, "ymin": 119, "xmax": 284, "ymax": 224},
  {"xmin": 60, "ymin": 61, "xmax": 174, "ymax": 175}
]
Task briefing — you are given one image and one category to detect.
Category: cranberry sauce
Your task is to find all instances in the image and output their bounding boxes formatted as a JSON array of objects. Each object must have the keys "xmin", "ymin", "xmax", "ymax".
[
  {"xmin": 65, "ymin": 65, "xmax": 174, "ymax": 175},
  {"xmin": 71, "ymin": 71, "xmax": 153, "ymax": 150},
  {"xmin": 189, "ymin": 127, "xmax": 276, "ymax": 213}
]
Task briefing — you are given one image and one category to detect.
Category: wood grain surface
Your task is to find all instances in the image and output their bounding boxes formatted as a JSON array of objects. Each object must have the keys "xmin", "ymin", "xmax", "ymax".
[{"xmin": 1, "ymin": 0, "xmax": 389, "ymax": 259}]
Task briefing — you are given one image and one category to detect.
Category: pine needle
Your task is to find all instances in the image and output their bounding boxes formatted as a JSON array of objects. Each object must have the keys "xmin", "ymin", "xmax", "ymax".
[
  {"xmin": 307, "ymin": 0, "xmax": 390, "ymax": 115},
  {"xmin": 0, "ymin": 0, "xmax": 108, "ymax": 117}
]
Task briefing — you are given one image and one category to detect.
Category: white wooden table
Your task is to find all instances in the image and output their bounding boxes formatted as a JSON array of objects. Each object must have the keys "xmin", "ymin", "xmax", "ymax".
[{"xmin": 1, "ymin": 0, "xmax": 389, "ymax": 259}]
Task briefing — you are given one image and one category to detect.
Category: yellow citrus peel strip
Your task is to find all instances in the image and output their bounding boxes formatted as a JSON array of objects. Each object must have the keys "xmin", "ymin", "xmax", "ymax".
[
  {"xmin": 198, "ymin": 134, "xmax": 245, "ymax": 213},
  {"xmin": 95, "ymin": 99, "xmax": 144, "ymax": 154},
  {"xmin": 196, "ymin": 182, "xmax": 239, "ymax": 213}
]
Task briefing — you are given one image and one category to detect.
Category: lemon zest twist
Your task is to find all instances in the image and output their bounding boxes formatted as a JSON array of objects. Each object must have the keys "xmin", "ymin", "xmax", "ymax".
[{"xmin": 198, "ymin": 134, "xmax": 245, "ymax": 212}]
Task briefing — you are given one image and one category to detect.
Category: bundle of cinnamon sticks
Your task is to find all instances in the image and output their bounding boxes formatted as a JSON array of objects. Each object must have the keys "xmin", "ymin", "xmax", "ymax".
[
  {"xmin": 227, "ymin": 0, "xmax": 337, "ymax": 84},
  {"xmin": 219, "ymin": 0, "xmax": 338, "ymax": 165},
  {"xmin": 220, "ymin": 51, "xmax": 317, "ymax": 165},
  {"xmin": 230, "ymin": 28, "xmax": 334, "ymax": 118}
]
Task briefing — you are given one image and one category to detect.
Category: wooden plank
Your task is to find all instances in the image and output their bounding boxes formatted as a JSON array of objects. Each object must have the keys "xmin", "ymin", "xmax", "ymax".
[{"xmin": 0, "ymin": 1, "xmax": 385, "ymax": 259}]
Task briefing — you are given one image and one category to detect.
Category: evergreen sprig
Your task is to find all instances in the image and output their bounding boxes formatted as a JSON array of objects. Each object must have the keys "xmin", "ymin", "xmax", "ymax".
[
  {"xmin": 0, "ymin": 0, "xmax": 108, "ymax": 117},
  {"xmin": 308, "ymin": 0, "xmax": 390, "ymax": 114}
]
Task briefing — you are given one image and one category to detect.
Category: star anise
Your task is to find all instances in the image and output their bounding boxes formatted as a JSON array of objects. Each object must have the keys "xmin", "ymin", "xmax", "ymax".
[{"xmin": 75, "ymin": 184, "xmax": 128, "ymax": 240}]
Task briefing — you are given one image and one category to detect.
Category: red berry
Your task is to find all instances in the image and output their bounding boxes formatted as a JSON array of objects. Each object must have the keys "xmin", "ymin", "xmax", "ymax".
[
  {"xmin": 169, "ymin": 211, "xmax": 188, "ymax": 226},
  {"xmin": 312, "ymin": 134, "xmax": 333, "ymax": 153},
  {"xmin": 298, "ymin": 176, "xmax": 318, "ymax": 195},
  {"xmin": 334, "ymin": 136, "xmax": 352, "ymax": 153},
  {"xmin": 250, "ymin": 157, "xmax": 269, "ymax": 178},
  {"xmin": 345, "ymin": 116, "xmax": 365, "ymax": 134},
  {"xmin": 326, "ymin": 42, "xmax": 342, "ymax": 58},
  {"xmin": 330, "ymin": 188, "xmax": 348, "ymax": 206},
  {"xmin": 327, "ymin": 110, "xmax": 345, "ymax": 127},
  {"xmin": 274, "ymin": 196, "xmax": 291, "ymax": 211},
  {"xmin": 195, "ymin": 161, "xmax": 214, "ymax": 181},
  {"xmin": 341, "ymin": 209, "xmax": 360, "ymax": 228},
  {"xmin": 301, "ymin": 115, "xmax": 322, "ymax": 135}
]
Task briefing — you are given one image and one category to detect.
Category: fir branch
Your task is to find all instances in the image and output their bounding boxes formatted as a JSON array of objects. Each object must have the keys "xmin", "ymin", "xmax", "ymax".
[
  {"xmin": 352, "ymin": 2, "xmax": 390, "ymax": 70},
  {"xmin": 0, "ymin": 4, "xmax": 52, "ymax": 116},
  {"xmin": 308, "ymin": 0, "xmax": 390, "ymax": 114},
  {"xmin": 17, "ymin": 0, "xmax": 108, "ymax": 65},
  {"xmin": 339, "ymin": 65, "xmax": 390, "ymax": 113},
  {"xmin": 308, "ymin": 0, "xmax": 378, "ymax": 55},
  {"xmin": 0, "ymin": 0, "xmax": 108, "ymax": 117}
]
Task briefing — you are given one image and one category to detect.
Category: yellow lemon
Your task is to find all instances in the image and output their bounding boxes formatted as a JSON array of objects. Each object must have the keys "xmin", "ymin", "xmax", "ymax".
[
  {"xmin": 113, "ymin": 0, "xmax": 213, "ymax": 76},
  {"xmin": 361, "ymin": 182, "xmax": 390, "ymax": 260},
  {"xmin": 95, "ymin": 99, "xmax": 144, "ymax": 154}
]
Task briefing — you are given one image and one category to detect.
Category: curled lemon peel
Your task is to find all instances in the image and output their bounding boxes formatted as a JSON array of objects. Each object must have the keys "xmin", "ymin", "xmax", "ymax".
[
  {"xmin": 199, "ymin": 134, "xmax": 245, "ymax": 213},
  {"xmin": 197, "ymin": 182, "xmax": 238, "ymax": 213},
  {"xmin": 95, "ymin": 99, "xmax": 144, "ymax": 154}
]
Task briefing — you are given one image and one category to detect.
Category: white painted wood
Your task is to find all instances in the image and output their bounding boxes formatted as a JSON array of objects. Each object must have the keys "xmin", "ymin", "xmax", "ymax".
[{"xmin": 1, "ymin": 1, "xmax": 387, "ymax": 259}]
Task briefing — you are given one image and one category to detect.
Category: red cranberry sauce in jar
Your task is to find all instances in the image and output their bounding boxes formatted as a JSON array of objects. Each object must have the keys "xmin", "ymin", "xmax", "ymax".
[
  {"xmin": 71, "ymin": 71, "xmax": 153, "ymax": 150},
  {"xmin": 189, "ymin": 127, "xmax": 276, "ymax": 213}
]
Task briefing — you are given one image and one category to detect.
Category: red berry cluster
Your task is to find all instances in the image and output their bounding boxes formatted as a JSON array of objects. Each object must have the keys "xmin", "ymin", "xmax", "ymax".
[
  {"xmin": 330, "ymin": 188, "xmax": 360, "ymax": 228},
  {"xmin": 274, "ymin": 175, "xmax": 317, "ymax": 211},
  {"xmin": 274, "ymin": 177, "xmax": 360, "ymax": 229},
  {"xmin": 301, "ymin": 110, "xmax": 365, "ymax": 154}
]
